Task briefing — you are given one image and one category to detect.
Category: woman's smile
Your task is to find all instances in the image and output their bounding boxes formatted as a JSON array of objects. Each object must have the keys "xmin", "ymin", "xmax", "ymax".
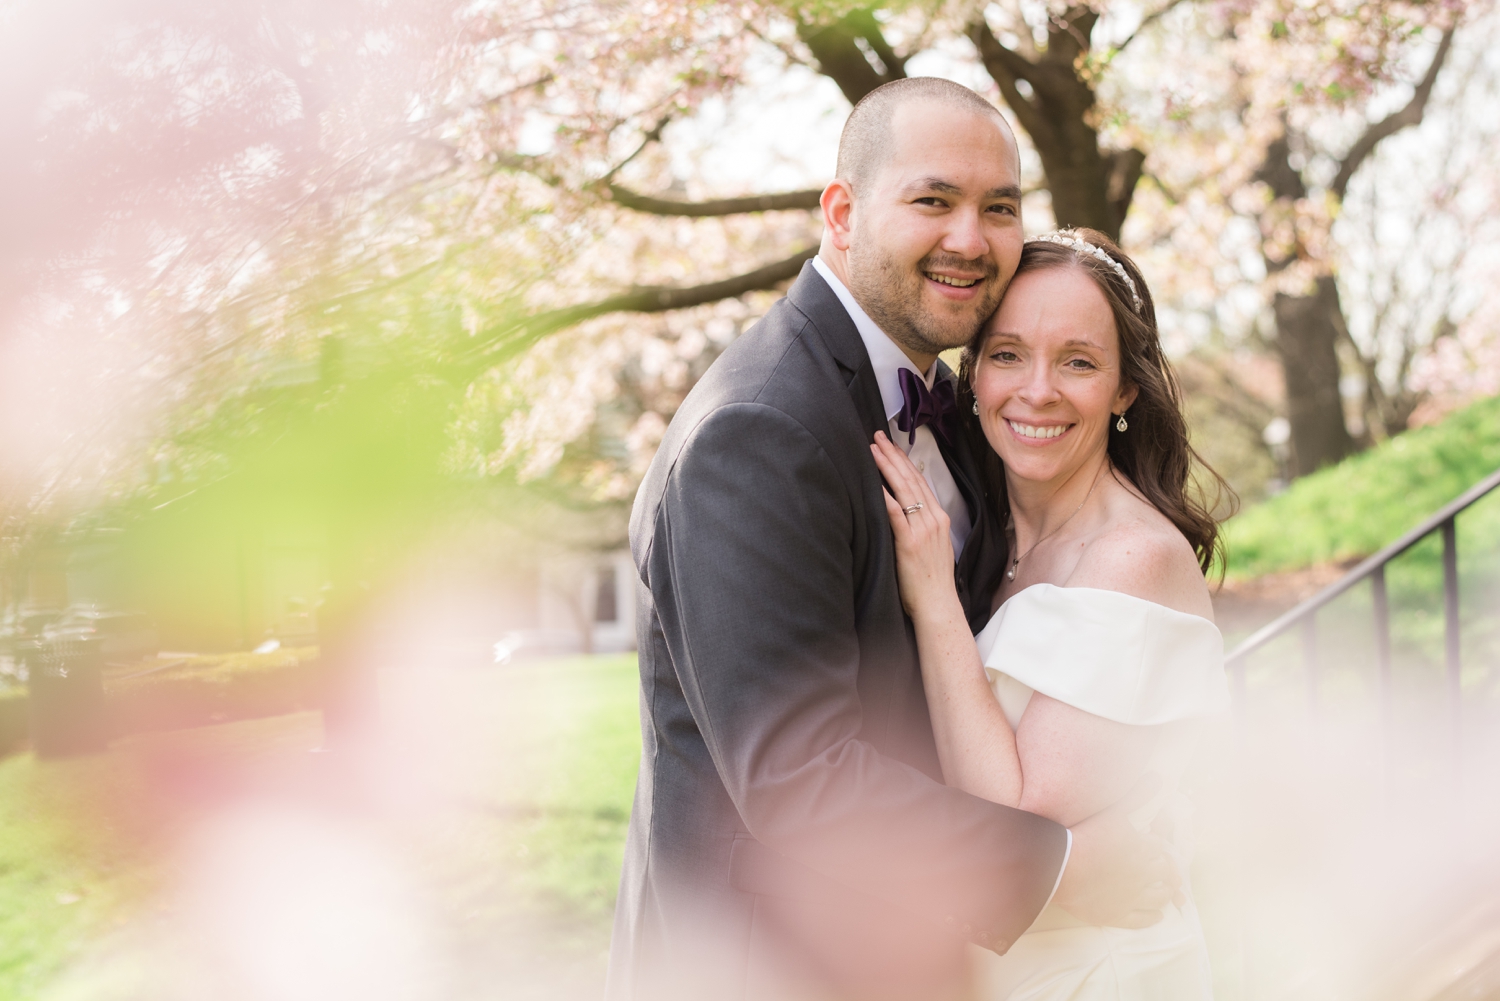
[{"xmin": 1005, "ymin": 418, "xmax": 1075, "ymax": 442}]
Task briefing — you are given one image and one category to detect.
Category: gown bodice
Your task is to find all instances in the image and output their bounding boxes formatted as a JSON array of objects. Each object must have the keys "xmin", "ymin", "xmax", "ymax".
[
  {"xmin": 968, "ymin": 584, "xmax": 1228, "ymax": 1000},
  {"xmin": 973, "ymin": 583, "xmax": 1228, "ymax": 728}
]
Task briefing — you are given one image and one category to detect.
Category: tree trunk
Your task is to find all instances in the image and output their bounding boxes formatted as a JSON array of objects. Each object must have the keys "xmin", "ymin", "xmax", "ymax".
[
  {"xmin": 969, "ymin": 10, "xmax": 1144, "ymax": 242},
  {"xmin": 798, "ymin": 9, "xmax": 906, "ymax": 106},
  {"xmin": 1272, "ymin": 276, "xmax": 1355, "ymax": 476}
]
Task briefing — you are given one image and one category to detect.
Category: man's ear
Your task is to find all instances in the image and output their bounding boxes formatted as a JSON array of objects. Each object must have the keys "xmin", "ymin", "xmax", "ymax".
[{"xmin": 821, "ymin": 179, "xmax": 855, "ymax": 251}]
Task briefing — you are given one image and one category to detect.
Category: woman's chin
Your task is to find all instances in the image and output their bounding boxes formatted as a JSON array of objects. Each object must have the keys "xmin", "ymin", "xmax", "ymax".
[
  {"xmin": 997, "ymin": 449, "xmax": 1093, "ymax": 487},
  {"xmin": 1002, "ymin": 461, "xmax": 1067, "ymax": 486}
]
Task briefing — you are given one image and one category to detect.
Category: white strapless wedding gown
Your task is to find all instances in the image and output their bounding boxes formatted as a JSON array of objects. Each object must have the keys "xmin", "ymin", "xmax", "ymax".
[{"xmin": 970, "ymin": 585, "xmax": 1229, "ymax": 1000}]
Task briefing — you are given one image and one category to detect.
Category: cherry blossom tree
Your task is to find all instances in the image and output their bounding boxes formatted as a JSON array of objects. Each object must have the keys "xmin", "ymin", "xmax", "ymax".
[
  {"xmin": 1240, "ymin": 14, "xmax": 1459, "ymax": 474},
  {"xmin": 1, "ymin": 0, "xmax": 1488, "ymax": 537}
]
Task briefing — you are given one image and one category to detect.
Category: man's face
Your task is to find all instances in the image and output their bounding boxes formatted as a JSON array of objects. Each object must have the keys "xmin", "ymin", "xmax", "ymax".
[{"xmin": 845, "ymin": 100, "xmax": 1023, "ymax": 361}]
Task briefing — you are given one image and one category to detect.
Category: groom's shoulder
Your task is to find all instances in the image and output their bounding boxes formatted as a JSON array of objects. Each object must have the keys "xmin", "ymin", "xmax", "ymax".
[
  {"xmin": 667, "ymin": 275, "xmax": 854, "ymax": 436},
  {"xmin": 630, "ymin": 277, "xmax": 862, "ymax": 537}
]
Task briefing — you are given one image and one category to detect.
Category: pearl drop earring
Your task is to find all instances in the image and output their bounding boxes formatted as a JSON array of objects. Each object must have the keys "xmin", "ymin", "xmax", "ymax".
[{"xmin": 972, "ymin": 399, "xmax": 979, "ymax": 415}]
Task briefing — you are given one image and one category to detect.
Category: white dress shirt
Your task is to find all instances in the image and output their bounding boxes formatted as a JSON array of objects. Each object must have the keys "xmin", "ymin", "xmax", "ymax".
[
  {"xmin": 812, "ymin": 254, "xmax": 1072, "ymax": 917},
  {"xmin": 812, "ymin": 256, "xmax": 973, "ymax": 556}
]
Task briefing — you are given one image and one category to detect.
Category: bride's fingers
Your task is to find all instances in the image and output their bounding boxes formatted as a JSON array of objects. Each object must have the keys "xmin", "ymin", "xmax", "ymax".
[
  {"xmin": 1145, "ymin": 854, "xmax": 1182, "ymax": 892},
  {"xmin": 1138, "ymin": 878, "xmax": 1174, "ymax": 909},
  {"xmin": 872, "ymin": 432, "xmax": 944, "ymax": 515},
  {"xmin": 870, "ymin": 433, "xmax": 917, "ymax": 486},
  {"xmin": 882, "ymin": 486, "xmax": 934, "ymax": 546},
  {"xmin": 870, "ymin": 441, "xmax": 923, "ymax": 510},
  {"xmin": 870, "ymin": 434, "xmax": 933, "ymax": 510},
  {"xmin": 1117, "ymin": 909, "xmax": 1165, "ymax": 930}
]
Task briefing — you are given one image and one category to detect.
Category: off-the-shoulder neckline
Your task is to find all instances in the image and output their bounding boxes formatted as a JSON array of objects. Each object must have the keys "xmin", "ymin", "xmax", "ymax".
[{"xmin": 995, "ymin": 582, "xmax": 1218, "ymax": 628}]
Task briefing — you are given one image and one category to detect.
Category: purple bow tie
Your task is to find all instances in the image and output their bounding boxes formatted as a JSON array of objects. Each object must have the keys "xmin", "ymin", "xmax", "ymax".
[{"xmin": 895, "ymin": 367, "xmax": 957, "ymax": 448}]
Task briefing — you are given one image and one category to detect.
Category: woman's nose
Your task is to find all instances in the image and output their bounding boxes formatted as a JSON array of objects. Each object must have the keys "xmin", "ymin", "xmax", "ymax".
[{"xmin": 1017, "ymin": 365, "xmax": 1061, "ymax": 406}]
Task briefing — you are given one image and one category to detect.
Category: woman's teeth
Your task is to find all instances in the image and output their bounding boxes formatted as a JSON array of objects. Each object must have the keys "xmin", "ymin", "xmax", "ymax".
[
  {"xmin": 1007, "ymin": 420, "xmax": 1071, "ymax": 440},
  {"xmin": 926, "ymin": 272, "xmax": 978, "ymax": 288}
]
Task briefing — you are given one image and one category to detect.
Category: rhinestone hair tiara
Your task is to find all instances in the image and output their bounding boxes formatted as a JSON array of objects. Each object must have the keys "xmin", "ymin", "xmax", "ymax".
[{"xmin": 1025, "ymin": 230, "xmax": 1144, "ymax": 314}]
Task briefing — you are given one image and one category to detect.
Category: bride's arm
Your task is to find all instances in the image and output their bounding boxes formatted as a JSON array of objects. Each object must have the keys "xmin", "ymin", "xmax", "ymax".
[
  {"xmin": 871, "ymin": 435, "xmax": 1159, "ymax": 827},
  {"xmin": 1012, "ymin": 697, "xmax": 1160, "ymax": 827},
  {"xmin": 872, "ymin": 434, "xmax": 1025, "ymax": 805}
]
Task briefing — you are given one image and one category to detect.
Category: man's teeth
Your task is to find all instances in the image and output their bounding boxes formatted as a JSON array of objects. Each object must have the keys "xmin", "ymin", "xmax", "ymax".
[
  {"xmin": 926, "ymin": 272, "xmax": 979, "ymax": 288},
  {"xmin": 1008, "ymin": 420, "xmax": 1070, "ymax": 440}
]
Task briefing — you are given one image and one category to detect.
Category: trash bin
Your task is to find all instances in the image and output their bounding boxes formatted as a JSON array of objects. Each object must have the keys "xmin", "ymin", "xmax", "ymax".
[{"xmin": 26, "ymin": 637, "xmax": 109, "ymax": 757}]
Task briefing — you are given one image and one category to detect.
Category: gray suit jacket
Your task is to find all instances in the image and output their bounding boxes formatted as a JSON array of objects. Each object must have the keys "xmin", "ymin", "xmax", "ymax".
[{"xmin": 608, "ymin": 263, "xmax": 1067, "ymax": 1001}]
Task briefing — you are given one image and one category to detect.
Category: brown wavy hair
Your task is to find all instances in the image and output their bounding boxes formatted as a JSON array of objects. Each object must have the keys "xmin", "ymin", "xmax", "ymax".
[{"xmin": 956, "ymin": 228, "xmax": 1234, "ymax": 577}]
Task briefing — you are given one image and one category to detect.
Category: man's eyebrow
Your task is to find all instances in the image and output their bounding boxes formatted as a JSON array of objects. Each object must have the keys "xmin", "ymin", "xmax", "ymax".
[
  {"xmin": 899, "ymin": 178, "xmax": 1023, "ymax": 200},
  {"xmin": 902, "ymin": 176, "xmax": 963, "ymax": 195}
]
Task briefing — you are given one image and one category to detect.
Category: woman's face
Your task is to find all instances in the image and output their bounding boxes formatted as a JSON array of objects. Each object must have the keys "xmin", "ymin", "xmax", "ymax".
[{"xmin": 971, "ymin": 265, "xmax": 1138, "ymax": 489}]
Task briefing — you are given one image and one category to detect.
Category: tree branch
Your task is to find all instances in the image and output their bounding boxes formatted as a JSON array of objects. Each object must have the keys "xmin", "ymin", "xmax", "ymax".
[
  {"xmin": 967, "ymin": 20, "xmax": 1044, "ymax": 139},
  {"xmin": 600, "ymin": 114, "xmax": 671, "ymax": 184},
  {"xmin": 744, "ymin": 21, "xmax": 818, "ymax": 72},
  {"xmin": 1331, "ymin": 26, "xmax": 1456, "ymax": 200},
  {"xmin": 1113, "ymin": 0, "xmax": 1195, "ymax": 55},
  {"xmin": 798, "ymin": 8, "xmax": 906, "ymax": 105},
  {"xmin": 607, "ymin": 183, "xmax": 823, "ymax": 216},
  {"xmin": 461, "ymin": 247, "xmax": 818, "ymax": 372}
]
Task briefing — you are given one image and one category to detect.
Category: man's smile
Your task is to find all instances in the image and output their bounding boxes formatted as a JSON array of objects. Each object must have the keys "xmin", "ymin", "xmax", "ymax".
[{"xmin": 924, "ymin": 271, "xmax": 981, "ymax": 288}]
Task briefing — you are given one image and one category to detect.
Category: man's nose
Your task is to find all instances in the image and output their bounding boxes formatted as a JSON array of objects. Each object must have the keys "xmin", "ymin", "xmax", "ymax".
[{"xmin": 941, "ymin": 208, "xmax": 988, "ymax": 262}]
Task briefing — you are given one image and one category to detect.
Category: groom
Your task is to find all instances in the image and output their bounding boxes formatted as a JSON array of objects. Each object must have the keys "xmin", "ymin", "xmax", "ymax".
[{"xmin": 609, "ymin": 78, "xmax": 1176, "ymax": 1001}]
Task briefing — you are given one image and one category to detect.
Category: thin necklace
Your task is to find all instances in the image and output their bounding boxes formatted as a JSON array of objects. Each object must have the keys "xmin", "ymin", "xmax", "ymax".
[{"xmin": 1006, "ymin": 460, "xmax": 1108, "ymax": 582}]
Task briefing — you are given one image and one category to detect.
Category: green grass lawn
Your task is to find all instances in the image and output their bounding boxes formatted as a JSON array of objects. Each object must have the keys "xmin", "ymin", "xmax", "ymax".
[
  {"xmin": 0, "ymin": 741, "xmax": 166, "ymax": 998},
  {"xmin": 469, "ymin": 653, "xmax": 641, "ymax": 923}
]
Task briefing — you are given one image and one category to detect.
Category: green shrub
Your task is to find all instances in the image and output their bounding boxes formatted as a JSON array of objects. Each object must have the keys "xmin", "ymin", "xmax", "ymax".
[{"xmin": 1224, "ymin": 394, "xmax": 1500, "ymax": 579}]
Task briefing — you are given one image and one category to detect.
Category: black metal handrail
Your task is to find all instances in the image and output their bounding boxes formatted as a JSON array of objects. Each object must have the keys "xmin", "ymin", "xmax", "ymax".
[{"xmin": 1226, "ymin": 465, "xmax": 1500, "ymax": 732}]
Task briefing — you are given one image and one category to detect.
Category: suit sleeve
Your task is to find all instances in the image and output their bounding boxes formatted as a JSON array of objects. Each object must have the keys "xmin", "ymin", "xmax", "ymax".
[{"xmin": 644, "ymin": 401, "xmax": 1066, "ymax": 952}]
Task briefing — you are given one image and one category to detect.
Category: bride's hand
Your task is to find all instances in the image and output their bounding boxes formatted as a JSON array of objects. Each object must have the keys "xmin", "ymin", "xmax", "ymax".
[{"xmin": 870, "ymin": 432, "xmax": 958, "ymax": 621}]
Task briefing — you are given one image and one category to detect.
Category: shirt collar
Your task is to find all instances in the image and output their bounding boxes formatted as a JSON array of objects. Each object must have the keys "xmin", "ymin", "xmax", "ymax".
[{"xmin": 812, "ymin": 255, "xmax": 937, "ymax": 423}]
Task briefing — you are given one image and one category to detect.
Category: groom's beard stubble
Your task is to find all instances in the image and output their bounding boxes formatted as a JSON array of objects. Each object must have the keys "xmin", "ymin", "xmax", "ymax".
[{"xmin": 848, "ymin": 245, "xmax": 1003, "ymax": 358}]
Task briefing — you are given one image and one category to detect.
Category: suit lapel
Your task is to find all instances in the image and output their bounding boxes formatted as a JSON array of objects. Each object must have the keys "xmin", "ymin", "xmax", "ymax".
[
  {"xmin": 786, "ymin": 262, "xmax": 887, "ymax": 440},
  {"xmin": 789, "ymin": 262, "xmax": 1003, "ymax": 627},
  {"xmin": 932, "ymin": 362, "xmax": 982, "ymax": 525},
  {"xmin": 933, "ymin": 362, "xmax": 1005, "ymax": 629}
]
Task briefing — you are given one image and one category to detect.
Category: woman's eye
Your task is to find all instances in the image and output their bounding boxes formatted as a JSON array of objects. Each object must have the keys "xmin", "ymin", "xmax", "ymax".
[
  {"xmin": 992, "ymin": 350, "xmax": 1019, "ymax": 363},
  {"xmin": 1067, "ymin": 358, "xmax": 1097, "ymax": 370}
]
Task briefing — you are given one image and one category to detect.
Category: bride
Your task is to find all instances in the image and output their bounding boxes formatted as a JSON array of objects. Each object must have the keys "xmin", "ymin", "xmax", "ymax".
[{"xmin": 871, "ymin": 228, "xmax": 1230, "ymax": 1000}]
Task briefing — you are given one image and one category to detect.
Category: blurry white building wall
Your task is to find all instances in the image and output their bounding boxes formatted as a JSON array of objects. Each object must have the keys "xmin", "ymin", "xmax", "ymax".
[{"xmin": 537, "ymin": 549, "xmax": 636, "ymax": 654}]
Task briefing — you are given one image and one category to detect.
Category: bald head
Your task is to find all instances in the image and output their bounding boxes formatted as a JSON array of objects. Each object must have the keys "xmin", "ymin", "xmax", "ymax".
[{"xmin": 836, "ymin": 78, "xmax": 1016, "ymax": 193}]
